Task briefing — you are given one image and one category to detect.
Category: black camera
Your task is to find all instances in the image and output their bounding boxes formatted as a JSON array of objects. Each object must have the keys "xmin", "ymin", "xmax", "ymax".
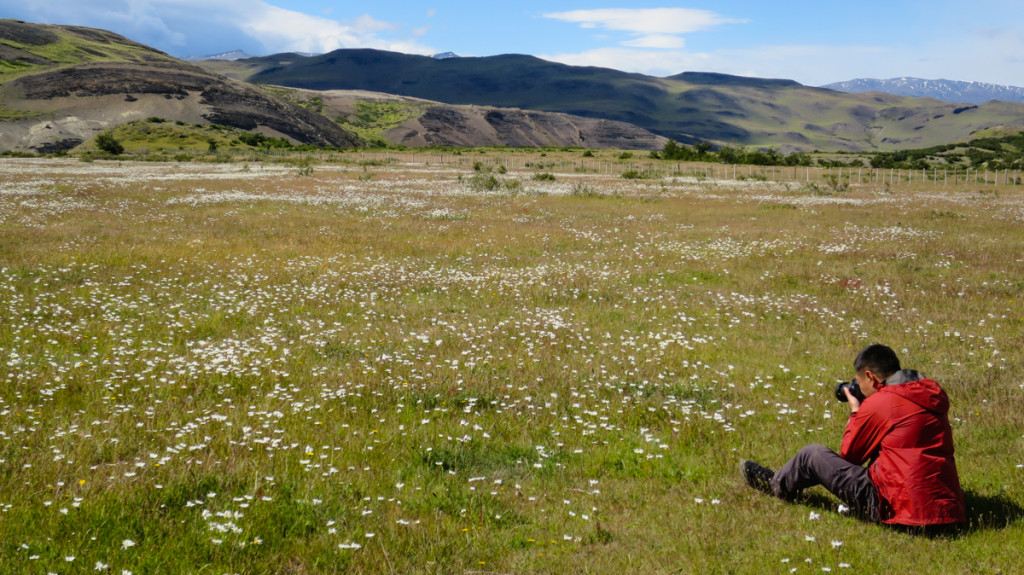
[{"xmin": 835, "ymin": 378, "xmax": 866, "ymax": 403}]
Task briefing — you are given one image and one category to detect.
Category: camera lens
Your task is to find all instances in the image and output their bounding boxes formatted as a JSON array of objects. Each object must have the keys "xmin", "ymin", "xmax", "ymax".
[{"xmin": 834, "ymin": 379, "xmax": 864, "ymax": 403}]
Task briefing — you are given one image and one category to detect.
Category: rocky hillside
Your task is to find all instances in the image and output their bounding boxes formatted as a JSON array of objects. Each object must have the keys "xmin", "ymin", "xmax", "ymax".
[
  {"xmin": 396, "ymin": 105, "xmax": 666, "ymax": 149},
  {"xmin": 0, "ymin": 20, "xmax": 361, "ymax": 153},
  {"xmin": 274, "ymin": 88, "xmax": 667, "ymax": 149}
]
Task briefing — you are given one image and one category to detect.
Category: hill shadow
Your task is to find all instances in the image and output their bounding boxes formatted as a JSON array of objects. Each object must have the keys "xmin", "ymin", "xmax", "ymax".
[{"xmin": 793, "ymin": 489, "xmax": 1024, "ymax": 538}]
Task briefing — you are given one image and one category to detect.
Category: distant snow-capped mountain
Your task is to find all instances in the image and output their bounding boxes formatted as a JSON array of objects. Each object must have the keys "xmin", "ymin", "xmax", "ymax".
[
  {"xmin": 184, "ymin": 50, "xmax": 252, "ymax": 62},
  {"xmin": 821, "ymin": 77, "xmax": 1024, "ymax": 104}
]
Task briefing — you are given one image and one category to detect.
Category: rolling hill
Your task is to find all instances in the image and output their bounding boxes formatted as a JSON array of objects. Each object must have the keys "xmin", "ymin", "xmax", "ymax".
[
  {"xmin": 0, "ymin": 19, "xmax": 361, "ymax": 153},
  {"xmin": 203, "ymin": 49, "xmax": 1024, "ymax": 153}
]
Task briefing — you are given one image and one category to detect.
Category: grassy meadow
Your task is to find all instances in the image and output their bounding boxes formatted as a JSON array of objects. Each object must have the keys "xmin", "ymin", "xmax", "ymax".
[{"xmin": 0, "ymin": 155, "xmax": 1022, "ymax": 574}]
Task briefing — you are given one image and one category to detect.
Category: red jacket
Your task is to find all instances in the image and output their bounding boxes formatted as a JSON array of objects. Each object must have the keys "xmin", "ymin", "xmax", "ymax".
[{"xmin": 840, "ymin": 373, "xmax": 966, "ymax": 525}]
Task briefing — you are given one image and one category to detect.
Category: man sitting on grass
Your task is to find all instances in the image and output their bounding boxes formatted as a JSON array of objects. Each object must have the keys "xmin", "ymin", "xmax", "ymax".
[{"xmin": 741, "ymin": 344, "xmax": 966, "ymax": 528}]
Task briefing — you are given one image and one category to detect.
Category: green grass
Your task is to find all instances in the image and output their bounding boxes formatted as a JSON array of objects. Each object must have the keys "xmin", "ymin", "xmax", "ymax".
[
  {"xmin": 251, "ymin": 85, "xmax": 429, "ymax": 145},
  {"xmin": 258, "ymin": 85, "xmax": 325, "ymax": 115},
  {"xmin": 0, "ymin": 155, "xmax": 1021, "ymax": 573},
  {"xmin": 335, "ymin": 100, "xmax": 429, "ymax": 144},
  {"xmin": 77, "ymin": 119, "xmax": 293, "ymax": 156}
]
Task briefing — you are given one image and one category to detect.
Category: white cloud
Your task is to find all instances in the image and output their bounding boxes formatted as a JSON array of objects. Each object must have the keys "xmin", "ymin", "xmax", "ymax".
[
  {"xmin": 544, "ymin": 8, "xmax": 743, "ymax": 35},
  {"xmin": 226, "ymin": 1, "xmax": 433, "ymax": 55},
  {"xmin": 543, "ymin": 8, "xmax": 741, "ymax": 56},
  {"xmin": 1, "ymin": 0, "xmax": 435, "ymax": 57},
  {"xmin": 622, "ymin": 35, "xmax": 687, "ymax": 50}
]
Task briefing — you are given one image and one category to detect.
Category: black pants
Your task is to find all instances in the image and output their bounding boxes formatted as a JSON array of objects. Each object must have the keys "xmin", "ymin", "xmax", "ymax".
[{"xmin": 771, "ymin": 443, "xmax": 880, "ymax": 522}]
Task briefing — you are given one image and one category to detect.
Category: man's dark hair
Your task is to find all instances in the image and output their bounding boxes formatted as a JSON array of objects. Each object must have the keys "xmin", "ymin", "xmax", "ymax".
[{"xmin": 854, "ymin": 344, "xmax": 901, "ymax": 378}]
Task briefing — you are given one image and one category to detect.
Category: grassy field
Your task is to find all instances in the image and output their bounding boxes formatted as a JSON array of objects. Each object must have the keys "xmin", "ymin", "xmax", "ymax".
[{"xmin": 0, "ymin": 156, "xmax": 1022, "ymax": 574}]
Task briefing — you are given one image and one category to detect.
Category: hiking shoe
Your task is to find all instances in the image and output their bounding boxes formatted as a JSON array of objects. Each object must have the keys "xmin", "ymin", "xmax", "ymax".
[{"xmin": 740, "ymin": 459, "xmax": 775, "ymax": 494}]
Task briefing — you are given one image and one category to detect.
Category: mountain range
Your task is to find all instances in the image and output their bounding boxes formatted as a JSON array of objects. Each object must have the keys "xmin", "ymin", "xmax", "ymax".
[
  {"xmin": 183, "ymin": 50, "xmax": 253, "ymax": 62},
  {"xmin": 202, "ymin": 49, "xmax": 1024, "ymax": 152},
  {"xmin": 4, "ymin": 18, "xmax": 1024, "ymax": 155},
  {"xmin": 822, "ymin": 78, "xmax": 1024, "ymax": 105}
]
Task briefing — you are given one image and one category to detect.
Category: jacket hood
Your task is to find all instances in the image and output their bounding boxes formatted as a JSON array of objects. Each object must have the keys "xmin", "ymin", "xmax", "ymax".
[{"xmin": 884, "ymin": 370, "xmax": 949, "ymax": 415}]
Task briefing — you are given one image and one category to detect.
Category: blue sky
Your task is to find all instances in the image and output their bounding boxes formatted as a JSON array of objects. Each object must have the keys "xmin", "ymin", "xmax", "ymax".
[{"xmin": 3, "ymin": 0, "xmax": 1024, "ymax": 86}]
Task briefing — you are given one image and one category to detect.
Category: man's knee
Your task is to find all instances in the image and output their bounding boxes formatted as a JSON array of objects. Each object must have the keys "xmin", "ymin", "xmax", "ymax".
[
  {"xmin": 795, "ymin": 443, "xmax": 832, "ymax": 462},
  {"xmin": 773, "ymin": 444, "xmax": 832, "ymax": 499}
]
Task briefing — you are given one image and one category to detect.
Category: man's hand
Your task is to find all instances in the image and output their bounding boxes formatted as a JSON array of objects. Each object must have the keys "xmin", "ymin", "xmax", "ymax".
[{"xmin": 843, "ymin": 387, "xmax": 862, "ymax": 413}]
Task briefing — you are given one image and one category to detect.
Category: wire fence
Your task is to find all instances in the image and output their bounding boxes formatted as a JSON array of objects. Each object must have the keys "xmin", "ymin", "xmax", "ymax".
[{"xmin": 132, "ymin": 148, "xmax": 1022, "ymax": 188}]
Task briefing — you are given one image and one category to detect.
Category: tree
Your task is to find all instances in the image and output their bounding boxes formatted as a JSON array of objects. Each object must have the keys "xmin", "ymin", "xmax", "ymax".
[
  {"xmin": 95, "ymin": 133, "xmax": 124, "ymax": 155},
  {"xmin": 661, "ymin": 139, "xmax": 698, "ymax": 161},
  {"xmin": 716, "ymin": 145, "xmax": 740, "ymax": 164},
  {"xmin": 662, "ymin": 139, "xmax": 681, "ymax": 159}
]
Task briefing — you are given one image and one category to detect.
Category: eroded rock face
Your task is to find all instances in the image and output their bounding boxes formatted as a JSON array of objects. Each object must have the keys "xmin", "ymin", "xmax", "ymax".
[
  {"xmin": 198, "ymin": 80, "xmax": 361, "ymax": 148},
  {"xmin": 4, "ymin": 63, "xmax": 362, "ymax": 151},
  {"xmin": 14, "ymin": 64, "xmax": 200, "ymax": 99},
  {"xmin": 395, "ymin": 105, "xmax": 666, "ymax": 150}
]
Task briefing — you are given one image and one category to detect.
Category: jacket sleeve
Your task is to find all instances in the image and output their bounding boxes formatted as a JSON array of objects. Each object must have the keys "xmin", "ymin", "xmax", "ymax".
[{"xmin": 840, "ymin": 403, "xmax": 889, "ymax": 465}]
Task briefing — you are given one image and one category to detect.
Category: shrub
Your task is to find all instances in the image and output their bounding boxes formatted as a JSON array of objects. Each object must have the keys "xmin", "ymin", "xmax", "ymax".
[
  {"xmin": 468, "ymin": 172, "xmax": 500, "ymax": 191},
  {"xmin": 621, "ymin": 170, "xmax": 649, "ymax": 180},
  {"xmin": 570, "ymin": 182, "xmax": 604, "ymax": 198},
  {"xmin": 95, "ymin": 133, "xmax": 124, "ymax": 155},
  {"xmin": 238, "ymin": 132, "xmax": 292, "ymax": 149},
  {"xmin": 296, "ymin": 159, "xmax": 315, "ymax": 176}
]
